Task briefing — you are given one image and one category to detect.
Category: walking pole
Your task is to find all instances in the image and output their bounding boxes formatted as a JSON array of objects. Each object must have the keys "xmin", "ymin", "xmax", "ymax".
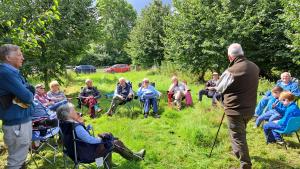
[{"xmin": 209, "ymin": 111, "xmax": 225, "ymax": 158}]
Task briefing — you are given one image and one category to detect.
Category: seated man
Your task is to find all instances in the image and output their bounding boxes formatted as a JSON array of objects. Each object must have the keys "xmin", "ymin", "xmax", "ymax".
[
  {"xmin": 199, "ymin": 72, "xmax": 222, "ymax": 105},
  {"xmin": 79, "ymin": 79, "xmax": 101, "ymax": 118},
  {"xmin": 137, "ymin": 78, "xmax": 160, "ymax": 118},
  {"xmin": 34, "ymin": 84, "xmax": 67, "ymax": 111},
  {"xmin": 255, "ymin": 72, "xmax": 300, "ymax": 116},
  {"xmin": 263, "ymin": 91, "xmax": 300, "ymax": 144},
  {"xmin": 106, "ymin": 77, "xmax": 134, "ymax": 116},
  {"xmin": 47, "ymin": 80, "xmax": 67, "ymax": 103},
  {"xmin": 168, "ymin": 76, "xmax": 188, "ymax": 110},
  {"xmin": 57, "ymin": 103, "xmax": 145, "ymax": 167}
]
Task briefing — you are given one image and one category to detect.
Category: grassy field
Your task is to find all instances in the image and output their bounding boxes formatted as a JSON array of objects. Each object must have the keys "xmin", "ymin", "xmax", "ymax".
[{"xmin": 1, "ymin": 70, "xmax": 300, "ymax": 169}]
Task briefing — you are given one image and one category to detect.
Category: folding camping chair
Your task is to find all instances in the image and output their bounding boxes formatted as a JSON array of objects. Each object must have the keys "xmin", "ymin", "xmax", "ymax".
[
  {"xmin": 59, "ymin": 121, "xmax": 112, "ymax": 169},
  {"xmin": 274, "ymin": 117, "xmax": 300, "ymax": 150},
  {"xmin": 106, "ymin": 81, "xmax": 135, "ymax": 116},
  {"xmin": 29, "ymin": 117, "xmax": 60, "ymax": 168},
  {"xmin": 77, "ymin": 87, "xmax": 102, "ymax": 114},
  {"xmin": 136, "ymin": 82, "xmax": 161, "ymax": 112}
]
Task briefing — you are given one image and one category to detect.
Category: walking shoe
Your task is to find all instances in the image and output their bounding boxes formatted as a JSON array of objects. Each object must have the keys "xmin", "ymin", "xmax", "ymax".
[
  {"xmin": 276, "ymin": 140, "xmax": 285, "ymax": 145},
  {"xmin": 106, "ymin": 111, "xmax": 113, "ymax": 116},
  {"xmin": 153, "ymin": 114, "xmax": 160, "ymax": 118},
  {"xmin": 144, "ymin": 113, "xmax": 148, "ymax": 118},
  {"xmin": 134, "ymin": 149, "xmax": 146, "ymax": 160}
]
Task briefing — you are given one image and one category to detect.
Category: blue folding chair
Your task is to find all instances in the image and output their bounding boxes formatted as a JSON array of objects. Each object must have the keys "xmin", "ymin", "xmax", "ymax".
[
  {"xmin": 274, "ymin": 117, "xmax": 300, "ymax": 150},
  {"xmin": 29, "ymin": 118, "xmax": 60, "ymax": 168}
]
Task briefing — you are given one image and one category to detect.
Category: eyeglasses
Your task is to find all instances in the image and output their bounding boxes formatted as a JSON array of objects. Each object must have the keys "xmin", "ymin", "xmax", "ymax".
[{"xmin": 77, "ymin": 112, "xmax": 83, "ymax": 117}]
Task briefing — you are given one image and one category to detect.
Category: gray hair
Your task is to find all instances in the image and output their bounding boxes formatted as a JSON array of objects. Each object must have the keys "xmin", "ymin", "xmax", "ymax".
[
  {"xmin": 119, "ymin": 77, "xmax": 126, "ymax": 83},
  {"xmin": 228, "ymin": 43, "xmax": 244, "ymax": 57},
  {"xmin": 85, "ymin": 79, "xmax": 92, "ymax": 84},
  {"xmin": 56, "ymin": 103, "xmax": 74, "ymax": 121},
  {"xmin": 0, "ymin": 44, "xmax": 20, "ymax": 61},
  {"xmin": 281, "ymin": 72, "xmax": 291, "ymax": 79}
]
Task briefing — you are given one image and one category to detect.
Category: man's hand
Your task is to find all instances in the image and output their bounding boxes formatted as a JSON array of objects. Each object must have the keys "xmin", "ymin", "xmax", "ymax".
[
  {"xmin": 128, "ymin": 94, "xmax": 133, "ymax": 99},
  {"xmin": 207, "ymin": 87, "xmax": 215, "ymax": 90},
  {"xmin": 98, "ymin": 132, "xmax": 113, "ymax": 139}
]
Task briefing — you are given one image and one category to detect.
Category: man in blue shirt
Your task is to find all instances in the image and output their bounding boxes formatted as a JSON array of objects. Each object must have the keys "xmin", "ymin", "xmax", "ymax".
[{"xmin": 0, "ymin": 44, "xmax": 34, "ymax": 169}]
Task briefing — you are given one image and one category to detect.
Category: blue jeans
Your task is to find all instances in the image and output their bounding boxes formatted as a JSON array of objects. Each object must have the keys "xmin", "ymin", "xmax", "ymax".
[
  {"xmin": 141, "ymin": 98, "xmax": 158, "ymax": 114},
  {"xmin": 254, "ymin": 91, "xmax": 271, "ymax": 116},
  {"xmin": 263, "ymin": 122, "xmax": 284, "ymax": 143},
  {"xmin": 48, "ymin": 100, "xmax": 68, "ymax": 111},
  {"xmin": 255, "ymin": 110, "xmax": 282, "ymax": 127}
]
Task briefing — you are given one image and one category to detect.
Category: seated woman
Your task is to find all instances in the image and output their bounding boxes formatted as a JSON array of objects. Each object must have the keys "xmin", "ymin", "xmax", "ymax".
[
  {"xmin": 34, "ymin": 84, "xmax": 67, "ymax": 111},
  {"xmin": 56, "ymin": 103, "xmax": 146, "ymax": 167},
  {"xmin": 79, "ymin": 79, "xmax": 102, "ymax": 118},
  {"xmin": 168, "ymin": 76, "xmax": 188, "ymax": 110},
  {"xmin": 263, "ymin": 91, "xmax": 300, "ymax": 144},
  {"xmin": 105, "ymin": 77, "xmax": 134, "ymax": 116},
  {"xmin": 137, "ymin": 78, "xmax": 160, "ymax": 118},
  {"xmin": 47, "ymin": 80, "xmax": 67, "ymax": 103}
]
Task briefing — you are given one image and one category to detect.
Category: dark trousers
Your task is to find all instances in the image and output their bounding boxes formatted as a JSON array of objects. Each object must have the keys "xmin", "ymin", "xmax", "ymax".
[
  {"xmin": 199, "ymin": 90, "xmax": 222, "ymax": 104},
  {"xmin": 227, "ymin": 115, "xmax": 252, "ymax": 169}
]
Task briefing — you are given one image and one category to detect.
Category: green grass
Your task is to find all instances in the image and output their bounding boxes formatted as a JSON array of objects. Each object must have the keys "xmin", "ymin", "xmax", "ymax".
[{"xmin": 1, "ymin": 70, "xmax": 300, "ymax": 169}]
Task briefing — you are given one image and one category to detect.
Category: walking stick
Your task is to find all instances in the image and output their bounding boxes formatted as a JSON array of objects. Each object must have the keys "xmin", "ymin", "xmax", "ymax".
[{"xmin": 209, "ymin": 111, "xmax": 225, "ymax": 158}]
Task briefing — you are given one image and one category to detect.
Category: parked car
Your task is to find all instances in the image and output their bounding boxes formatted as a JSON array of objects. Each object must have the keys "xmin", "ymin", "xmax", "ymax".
[
  {"xmin": 74, "ymin": 65, "xmax": 96, "ymax": 74},
  {"xmin": 104, "ymin": 64, "xmax": 130, "ymax": 73}
]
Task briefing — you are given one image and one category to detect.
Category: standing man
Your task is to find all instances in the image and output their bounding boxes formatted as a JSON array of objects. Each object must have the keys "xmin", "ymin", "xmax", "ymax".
[
  {"xmin": 215, "ymin": 43, "xmax": 259, "ymax": 169},
  {"xmin": 0, "ymin": 44, "xmax": 35, "ymax": 169}
]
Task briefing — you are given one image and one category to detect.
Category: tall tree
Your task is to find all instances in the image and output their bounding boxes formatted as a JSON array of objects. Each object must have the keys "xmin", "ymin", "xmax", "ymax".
[
  {"xmin": 80, "ymin": 0, "xmax": 136, "ymax": 66},
  {"xmin": 126, "ymin": 0, "xmax": 170, "ymax": 68},
  {"xmin": 164, "ymin": 0, "xmax": 293, "ymax": 80},
  {"xmin": 281, "ymin": 0, "xmax": 300, "ymax": 77},
  {"xmin": 0, "ymin": 0, "xmax": 99, "ymax": 85}
]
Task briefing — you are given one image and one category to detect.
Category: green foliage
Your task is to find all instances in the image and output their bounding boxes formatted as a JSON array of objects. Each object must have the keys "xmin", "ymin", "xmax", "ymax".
[
  {"xmin": 80, "ymin": 0, "xmax": 136, "ymax": 66},
  {"xmin": 280, "ymin": 0, "xmax": 300, "ymax": 77},
  {"xmin": 0, "ymin": 0, "xmax": 99, "ymax": 86},
  {"xmin": 164, "ymin": 0, "xmax": 297, "ymax": 80},
  {"xmin": 126, "ymin": 0, "xmax": 170, "ymax": 68}
]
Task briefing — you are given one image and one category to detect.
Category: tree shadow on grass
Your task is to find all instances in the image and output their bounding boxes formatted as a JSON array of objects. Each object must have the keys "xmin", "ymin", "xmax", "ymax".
[
  {"xmin": 252, "ymin": 156, "xmax": 296, "ymax": 169},
  {"xmin": 286, "ymin": 140, "xmax": 300, "ymax": 149}
]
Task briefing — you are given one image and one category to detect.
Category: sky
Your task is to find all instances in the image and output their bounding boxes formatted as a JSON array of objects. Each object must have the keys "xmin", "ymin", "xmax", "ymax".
[{"xmin": 127, "ymin": 0, "xmax": 172, "ymax": 13}]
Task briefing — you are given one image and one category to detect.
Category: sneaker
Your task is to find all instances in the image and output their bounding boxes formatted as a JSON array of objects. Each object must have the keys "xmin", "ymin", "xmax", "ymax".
[
  {"xmin": 276, "ymin": 140, "xmax": 285, "ymax": 145},
  {"xmin": 106, "ymin": 111, "xmax": 113, "ymax": 116},
  {"xmin": 134, "ymin": 149, "xmax": 146, "ymax": 159},
  {"xmin": 144, "ymin": 114, "xmax": 148, "ymax": 118},
  {"xmin": 153, "ymin": 114, "xmax": 160, "ymax": 118}
]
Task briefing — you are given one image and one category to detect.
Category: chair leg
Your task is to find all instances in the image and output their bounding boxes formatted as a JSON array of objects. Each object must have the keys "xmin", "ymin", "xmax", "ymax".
[
  {"xmin": 296, "ymin": 132, "xmax": 300, "ymax": 143},
  {"xmin": 281, "ymin": 134, "xmax": 288, "ymax": 150}
]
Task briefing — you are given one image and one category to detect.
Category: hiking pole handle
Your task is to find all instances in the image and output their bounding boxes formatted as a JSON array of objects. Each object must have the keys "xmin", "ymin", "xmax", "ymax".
[{"xmin": 209, "ymin": 111, "xmax": 225, "ymax": 158}]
